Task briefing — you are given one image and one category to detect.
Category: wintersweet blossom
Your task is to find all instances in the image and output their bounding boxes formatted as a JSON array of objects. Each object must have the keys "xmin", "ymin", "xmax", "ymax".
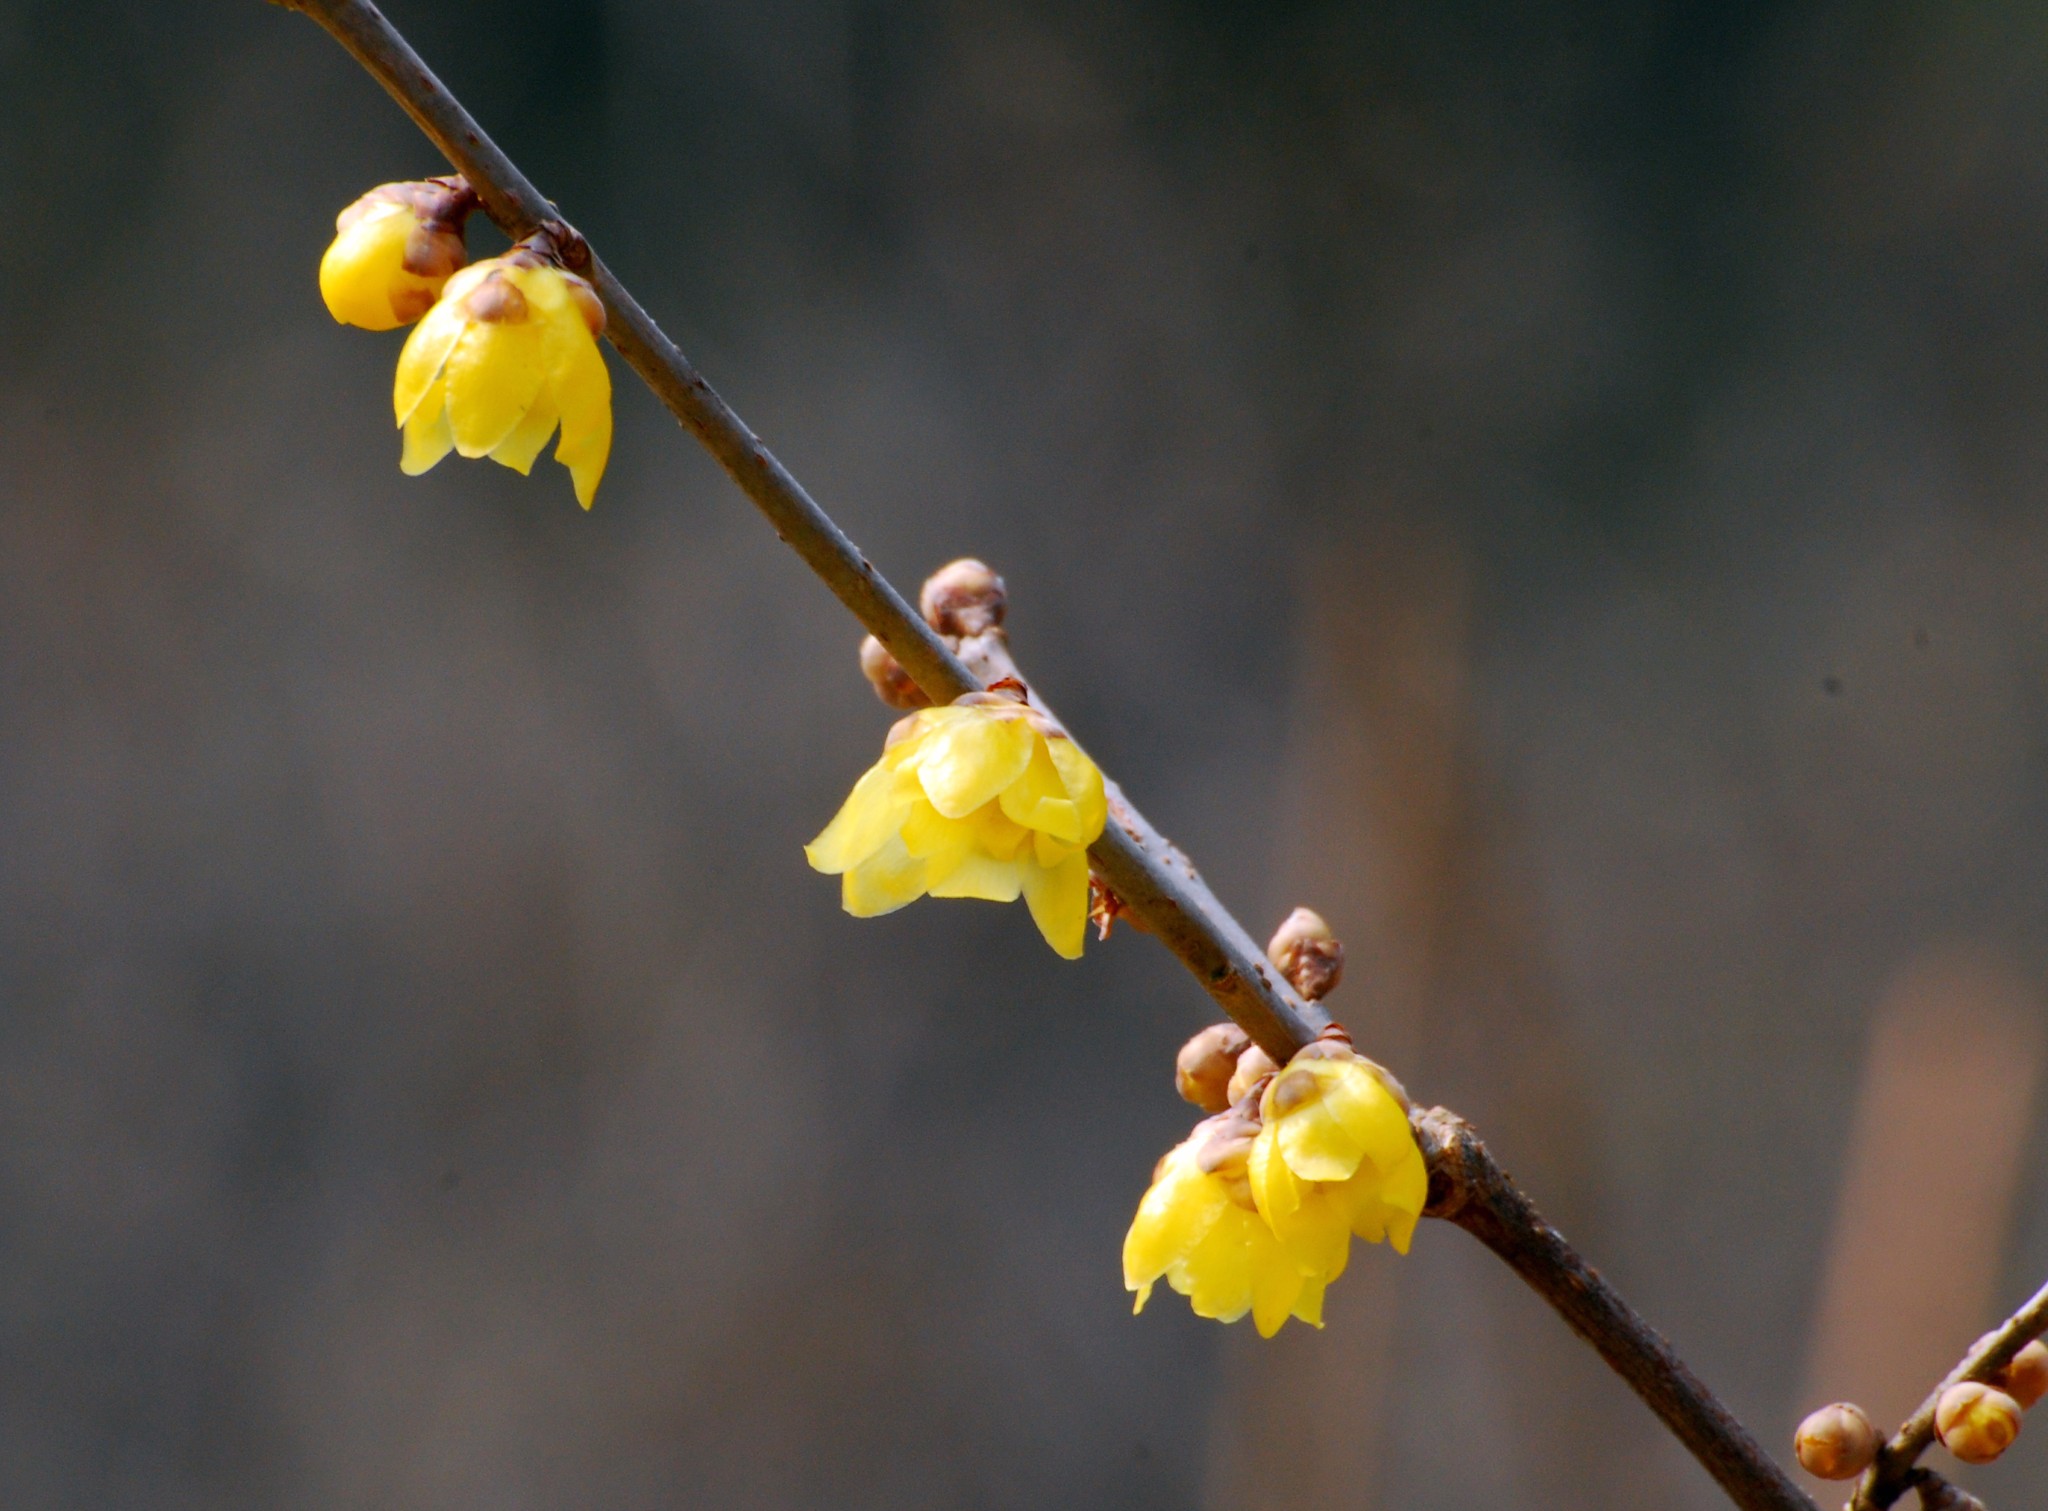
[
  {"xmin": 804, "ymin": 692, "xmax": 1107, "ymax": 958},
  {"xmin": 392, "ymin": 247, "xmax": 612, "ymax": 507},
  {"xmin": 319, "ymin": 178, "xmax": 473, "ymax": 331},
  {"xmin": 1249, "ymin": 1046, "xmax": 1427, "ymax": 1271}
]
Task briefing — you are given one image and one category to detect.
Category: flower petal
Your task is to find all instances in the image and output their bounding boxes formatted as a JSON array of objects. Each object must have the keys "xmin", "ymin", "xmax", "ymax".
[
  {"xmin": 805, "ymin": 762, "xmax": 915, "ymax": 875},
  {"xmin": 445, "ymin": 321, "xmax": 547, "ymax": 458},
  {"xmin": 841, "ymin": 834, "xmax": 927, "ymax": 916},
  {"xmin": 914, "ymin": 710, "xmax": 1034, "ymax": 819},
  {"xmin": 1021, "ymin": 847, "xmax": 1089, "ymax": 959},
  {"xmin": 393, "ymin": 294, "xmax": 469, "ymax": 426},
  {"xmin": 399, "ymin": 379, "xmax": 454, "ymax": 475},
  {"xmin": 487, "ymin": 387, "xmax": 560, "ymax": 475}
]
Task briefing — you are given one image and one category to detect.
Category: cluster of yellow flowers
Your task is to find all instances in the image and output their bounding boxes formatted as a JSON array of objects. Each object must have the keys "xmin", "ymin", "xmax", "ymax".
[
  {"xmin": 319, "ymin": 177, "xmax": 613, "ymax": 508},
  {"xmin": 317, "ymin": 170, "xmax": 1420, "ymax": 1339},
  {"xmin": 1124, "ymin": 1031, "xmax": 1426, "ymax": 1336}
]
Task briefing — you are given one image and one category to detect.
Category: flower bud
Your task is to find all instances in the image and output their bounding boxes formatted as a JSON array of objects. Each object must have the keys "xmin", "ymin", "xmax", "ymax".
[
  {"xmin": 1988, "ymin": 1338, "xmax": 2048, "ymax": 1410},
  {"xmin": 1226, "ymin": 1043, "xmax": 1278, "ymax": 1107},
  {"xmin": 1267, "ymin": 907, "xmax": 1345, "ymax": 1001},
  {"xmin": 920, "ymin": 558, "xmax": 1007, "ymax": 637},
  {"xmin": 1935, "ymin": 1381, "xmax": 2022, "ymax": 1464},
  {"xmin": 1793, "ymin": 1402, "xmax": 1878, "ymax": 1480},
  {"xmin": 1175, "ymin": 1023, "xmax": 1251, "ymax": 1113},
  {"xmin": 858, "ymin": 635, "xmax": 932, "ymax": 710},
  {"xmin": 321, "ymin": 176, "xmax": 476, "ymax": 331}
]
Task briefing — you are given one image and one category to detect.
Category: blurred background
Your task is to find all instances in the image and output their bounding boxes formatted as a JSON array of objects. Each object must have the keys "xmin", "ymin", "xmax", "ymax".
[{"xmin": 2, "ymin": 1, "xmax": 2046, "ymax": 1506}]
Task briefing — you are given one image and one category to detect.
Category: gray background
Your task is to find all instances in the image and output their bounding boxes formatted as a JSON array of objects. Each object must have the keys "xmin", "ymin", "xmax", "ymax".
[{"xmin": 2, "ymin": 1, "xmax": 2045, "ymax": 1506}]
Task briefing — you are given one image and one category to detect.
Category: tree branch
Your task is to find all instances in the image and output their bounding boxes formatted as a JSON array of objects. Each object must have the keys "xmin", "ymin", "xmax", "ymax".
[
  {"xmin": 1851, "ymin": 1277, "xmax": 2048, "ymax": 1509},
  {"xmin": 270, "ymin": 5, "xmax": 1820, "ymax": 1508}
]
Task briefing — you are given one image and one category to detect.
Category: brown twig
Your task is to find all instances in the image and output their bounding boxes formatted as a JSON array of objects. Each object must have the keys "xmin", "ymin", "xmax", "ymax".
[
  {"xmin": 1851, "ymin": 1277, "xmax": 2048, "ymax": 1509},
  {"xmin": 270, "ymin": 6, "xmax": 1820, "ymax": 1508}
]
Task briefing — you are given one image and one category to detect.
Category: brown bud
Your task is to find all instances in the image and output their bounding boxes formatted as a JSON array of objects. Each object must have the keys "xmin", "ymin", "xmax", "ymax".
[
  {"xmin": 859, "ymin": 635, "xmax": 931, "ymax": 710},
  {"xmin": 1936, "ymin": 1381, "xmax": 2022, "ymax": 1464},
  {"xmin": 1988, "ymin": 1338, "xmax": 2048, "ymax": 1410},
  {"xmin": 1793, "ymin": 1402, "xmax": 1878, "ymax": 1480},
  {"xmin": 463, "ymin": 274, "xmax": 529, "ymax": 324},
  {"xmin": 920, "ymin": 558, "xmax": 1007, "ymax": 637},
  {"xmin": 1175, "ymin": 1023, "xmax": 1251, "ymax": 1113},
  {"xmin": 1267, "ymin": 907, "xmax": 1345, "ymax": 1001},
  {"xmin": 1226, "ymin": 1043, "xmax": 1278, "ymax": 1107}
]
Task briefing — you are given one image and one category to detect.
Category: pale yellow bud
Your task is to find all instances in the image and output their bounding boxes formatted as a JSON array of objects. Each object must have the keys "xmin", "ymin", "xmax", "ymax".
[
  {"xmin": 1989, "ymin": 1338, "xmax": 2048, "ymax": 1410},
  {"xmin": 1936, "ymin": 1381, "xmax": 2022, "ymax": 1464},
  {"xmin": 1226, "ymin": 1044, "xmax": 1277, "ymax": 1106},
  {"xmin": 1267, "ymin": 906, "xmax": 1345, "ymax": 1001},
  {"xmin": 1793, "ymin": 1401, "xmax": 1878, "ymax": 1480},
  {"xmin": 920, "ymin": 558, "xmax": 1007, "ymax": 637},
  {"xmin": 858, "ymin": 635, "xmax": 932, "ymax": 711},
  {"xmin": 1175, "ymin": 1023, "xmax": 1251, "ymax": 1113}
]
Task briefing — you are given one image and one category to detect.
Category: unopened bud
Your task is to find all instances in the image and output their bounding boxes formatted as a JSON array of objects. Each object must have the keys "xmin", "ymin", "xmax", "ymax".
[
  {"xmin": 321, "ymin": 175, "xmax": 477, "ymax": 331},
  {"xmin": 1267, "ymin": 907, "xmax": 1345, "ymax": 1001},
  {"xmin": 920, "ymin": 558, "xmax": 1007, "ymax": 637},
  {"xmin": 1936, "ymin": 1381, "xmax": 2022, "ymax": 1465},
  {"xmin": 1987, "ymin": 1337, "xmax": 2048, "ymax": 1410},
  {"xmin": 1226, "ymin": 1043, "xmax": 1278, "ymax": 1106},
  {"xmin": 1793, "ymin": 1402, "xmax": 1878, "ymax": 1480},
  {"xmin": 859, "ymin": 635, "xmax": 931, "ymax": 710},
  {"xmin": 1175, "ymin": 1023, "xmax": 1251, "ymax": 1113}
]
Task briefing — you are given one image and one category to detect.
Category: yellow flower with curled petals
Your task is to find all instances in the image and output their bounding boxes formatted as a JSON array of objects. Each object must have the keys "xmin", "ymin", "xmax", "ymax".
[
  {"xmin": 319, "ymin": 178, "xmax": 474, "ymax": 331},
  {"xmin": 392, "ymin": 245, "xmax": 613, "ymax": 507},
  {"xmin": 1249, "ymin": 1047, "xmax": 1427, "ymax": 1277},
  {"xmin": 1123, "ymin": 1116, "xmax": 1329, "ymax": 1337},
  {"xmin": 804, "ymin": 692, "xmax": 1108, "ymax": 958}
]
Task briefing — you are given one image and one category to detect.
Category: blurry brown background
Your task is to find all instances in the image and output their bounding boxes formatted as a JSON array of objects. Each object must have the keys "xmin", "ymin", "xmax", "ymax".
[{"xmin": 3, "ymin": 1, "xmax": 2047, "ymax": 1506}]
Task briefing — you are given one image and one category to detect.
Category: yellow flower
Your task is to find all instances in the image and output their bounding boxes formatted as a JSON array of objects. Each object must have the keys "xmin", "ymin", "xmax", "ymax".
[
  {"xmin": 1248, "ymin": 1048, "xmax": 1427, "ymax": 1283},
  {"xmin": 392, "ymin": 247, "xmax": 612, "ymax": 508},
  {"xmin": 319, "ymin": 178, "xmax": 474, "ymax": 331},
  {"xmin": 1123, "ymin": 1116, "xmax": 1329, "ymax": 1337},
  {"xmin": 804, "ymin": 692, "xmax": 1108, "ymax": 958}
]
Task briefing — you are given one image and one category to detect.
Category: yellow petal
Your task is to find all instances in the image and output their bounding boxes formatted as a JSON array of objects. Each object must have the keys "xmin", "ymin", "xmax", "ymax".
[
  {"xmin": 1021, "ymin": 847, "xmax": 1089, "ymax": 959},
  {"xmin": 998, "ymin": 739, "xmax": 1088, "ymax": 842},
  {"xmin": 445, "ymin": 320, "xmax": 547, "ymax": 458},
  {"xmin": 1123, "ymin": 1147, "xmax": 1227, "ymax": 1292},
  {"xmin": 487, "ymin": 388, "xmax": 560, "ymax": 475},
  {"xmin": 913, "ymin": 710, "xmax": 1034, "ymax": 819},
  {"xmin": 926, "ymin": 850, "xmax": 1026, "ymax": 903},
  {"xmin": 1130, "ymin": 1280, "xmax": 1154, "ymax": 1316},
  {"xmin": 805, "ymin": 762, "xmax": 915, "ymax": 874},
  {"xmin": 550, "ymin": 323, "xmax": 612, "ymax": 508},
  {"xmin": 392, "ymin": 285, "xmax": 473, "ymax": 425},
  {"xmin": 1045, "ymin": 732, "xmax": 1108, "ymax": 842},
  {"xmin": 841, "ymin": 835, "xmax": 928, "ymax": 916},
  {"xmin": 399, "ymin": 380, "xmax": 454, "ymax": 475},
  {"xmin": 1249, "ymin": 1232, "xmax": 1304, "ymax": 1337},
  {"xmin": 1289, "ymin": 1273, "xmax": 1329, "ymax": 1329},
  {"xmin": 1265, "ymin": 1057, "xmax": 1413, "ymax": 1184}
]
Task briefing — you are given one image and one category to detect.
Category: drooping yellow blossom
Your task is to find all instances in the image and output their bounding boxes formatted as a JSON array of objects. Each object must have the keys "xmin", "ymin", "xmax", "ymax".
[
  {"xmin": 392, "ymin": 246, "xmax": 613, "ymax": 508},
  {"xmin": 1248, "ymin": 1047, "xmax": 1428, "ymax": 1279},
  {"xmin": 319, "ymin": 178, "xmax": 474, "ymax": 331},
  {"xmin": 1123, "ymin": 1114, "xmax": 1331, "ymax": 1337},
  {"xmin": 804, "ymin": 692, "xmax": 1108, "ymax": 958}
]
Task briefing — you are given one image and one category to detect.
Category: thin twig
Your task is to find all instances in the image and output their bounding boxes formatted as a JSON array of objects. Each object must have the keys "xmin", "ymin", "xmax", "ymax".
[
  {"xmin": 271, "ymin": 6, "xmax": 1820, "ymax": 1509},
  {"xmin": 1851, "ymin": 1277, "xmax": 2048, "ymax": 1509}
]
